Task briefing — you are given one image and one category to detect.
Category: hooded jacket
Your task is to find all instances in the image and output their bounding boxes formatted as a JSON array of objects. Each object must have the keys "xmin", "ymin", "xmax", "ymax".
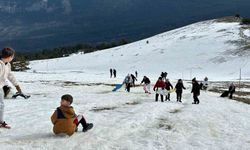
[
  {"xmin": 0, "ymin": 60, "xmax": 19, "ymax": 88},
  {"xmin": 51, "ymin": 105, "xmax": 77, "ymax": 136}
]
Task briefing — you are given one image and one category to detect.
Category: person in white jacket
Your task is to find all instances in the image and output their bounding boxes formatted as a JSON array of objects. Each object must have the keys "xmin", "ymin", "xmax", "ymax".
[{"xmin": 0, "ymin": 47, "xmax": 23, "ymax": 128}]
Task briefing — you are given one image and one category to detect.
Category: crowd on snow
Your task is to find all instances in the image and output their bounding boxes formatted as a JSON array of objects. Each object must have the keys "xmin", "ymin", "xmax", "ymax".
[{"xmin": 111, "ymin": 70, "xmax": 236, "ymax": 104}]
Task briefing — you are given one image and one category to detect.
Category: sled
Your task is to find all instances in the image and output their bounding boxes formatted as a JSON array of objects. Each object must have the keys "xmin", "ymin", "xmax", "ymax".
[
  {"xmin": 112, "ymin": 84, "xmax": 124, "ymax": 92},
  {"xmin": 220, "ymin": 91, "xmax": 229, "ymax": 97}
]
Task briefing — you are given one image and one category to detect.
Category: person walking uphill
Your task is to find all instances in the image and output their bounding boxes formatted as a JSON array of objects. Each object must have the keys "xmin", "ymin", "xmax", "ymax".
[
  {"xmin": 165, "ymin": 79, "xmax": 173, "ymax": 101},
  {"xmin": 51, "ymin": 94, "xmax": 93, "ymax": 136},
  {"xmin": 0, "ymin": 48, "xmax": 25, "ymax": 128},
  {"xmin": 123, "ymin": 74, "xmax": 133, "ymax": 92},
  {"xmin": 153, "ymin": 77, "xmax": 166, "ymax": 102},
  {"xmin": 141, "ymin": 76, "xmax": 151, "ymax": 94},
  {"xmin": 191, "ymin": 78, "xmax": 201, "ymax": 104},
  {"xmin": 175, "ymin": 79, "xmax": 186, "ymax": 102},
  {"xmin": 131, "ymin": 74, "xmax": 137, "ymax": 87}
]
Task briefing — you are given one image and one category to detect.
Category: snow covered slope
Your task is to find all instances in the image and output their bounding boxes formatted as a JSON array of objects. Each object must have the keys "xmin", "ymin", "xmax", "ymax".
[
  {"xmin": 1, "ymin": 72, "xmax": 250, "ymax": 150},
  {"xmin": 30, "ymin": 19, "xmax": 250, "ymax": 80},
  {"xmin": 1, "ymin": 18, "xmax": 250, "ymax": 150}
]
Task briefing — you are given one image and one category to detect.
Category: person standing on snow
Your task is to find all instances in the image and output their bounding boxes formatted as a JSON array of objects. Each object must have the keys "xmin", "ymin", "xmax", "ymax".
[
  {"xmin": 123, "ymin": 74, "xmax": 133, "ymax": 92},
  {"xmin": 135, "ymin": 71, "xmax": 138, "ymax": 78},
  {"xmin": 110, "ymin": 68, "xmax": 113, "ymax": 78},
  {"xmin": 191, "ymin": 78, "xmax": 201, "ymax": 104},
  {"xmin": 175, "ymin": 79, "xmax": 186, "ymax": 102},
  {"xmin": 131, "ymin": 74, "xmax": 137, "ymax": 87},
  {"xmin": 160, "ymin": 72, "xmax": 168, "ymax": 81},
  {"xmin": 141, "ymin": 76, "xmax": 151, "ymax": 94},
  {"xmin": 0, "ymin": 48, "xmax": 26, "ymax": 128},
  {"xmin": 153, "ymin": 77, "xmax": 166, "ymax": 102},
  {"xmin": 229, "ymin": 82, "xmax": 236, "ymax": 99},
  {"xmin": 113, "ymin": 69, "xmax": 117, "ymax": 78},
  {"xmin": 165, "ymin": 79, "xmax": 173, "ymax": 101},
  {"xmin": 201, "ymin": 77, "xmax": 209, "ymax": 90}
]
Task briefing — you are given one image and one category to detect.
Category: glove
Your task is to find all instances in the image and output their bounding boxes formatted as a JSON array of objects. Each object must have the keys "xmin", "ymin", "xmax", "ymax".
[
  {"xmin": 15, "ymin": 85, "xmax": 22, "ymax": 94},
  {"xmin": 153, "ymin": 88, "xmax": 155, "ymax": 91}
]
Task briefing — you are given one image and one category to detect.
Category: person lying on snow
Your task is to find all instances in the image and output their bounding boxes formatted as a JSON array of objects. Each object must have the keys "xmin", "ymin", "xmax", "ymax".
[{"xmin": 51, "ymin": 94, "xmax": 93, "ymax": 136}]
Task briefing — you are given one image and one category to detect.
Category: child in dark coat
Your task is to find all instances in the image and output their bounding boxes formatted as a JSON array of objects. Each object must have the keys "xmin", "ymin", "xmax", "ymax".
[
  {"xmin": 165, "ymin": 79, "xmax": 173, "ymax": 101},
  {"xmin": 175, "ymin": 79, "xmax": 186, "ymax": 102}
]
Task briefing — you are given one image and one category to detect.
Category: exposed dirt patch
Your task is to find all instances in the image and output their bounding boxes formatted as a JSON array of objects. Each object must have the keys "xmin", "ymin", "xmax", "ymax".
[
  {"xmin": 90, "ymin": 106, "xmax": 117, "ymax": 112},
  {"xmin": 169, "ymin": 109, "xmax": 182, "ymax": 114},
  {"xmin": 125, "ymin": 101, "xmax": 140, "ymax": 106},
  {"xmin": 208, "ymin": 81, "xmax": 250, "ymax": 105},
  {"xmin": 157, "ymin": 118, "xmax": 173, "ymax": 130}
]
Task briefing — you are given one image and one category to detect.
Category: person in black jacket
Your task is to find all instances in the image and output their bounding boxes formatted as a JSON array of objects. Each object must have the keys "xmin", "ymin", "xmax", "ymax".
[
  {"xmin": 165, "ymin": 79, "xmax": 173, "ymax": 101},
  {"xmin": 131, "ymin": 74, "xmax": 137, "ymax": 87},
  {"xmin": 135, "ymin": 71, "xmax": 138, "ymax": 78},
  {"xmin": 141, "ymin": 76, "xmax": 151, "ymax": 94},
  {"xmin": 113, "ymin": 69, "xmax": 117, "ymax": 78},
  {"xmin": 191, "ymin": 78, "xmax": 200, "ymax": 104},
  {"xmin": 229, "ymin": 82, "xmax": 236, "ymax": 99},
  {"xmin": 175, "ymin": 79, "xmax": 186, "ymax": 102},
  {"xmin": 110, "ymin": 68, "xmax": 113, "ymax": 78}
]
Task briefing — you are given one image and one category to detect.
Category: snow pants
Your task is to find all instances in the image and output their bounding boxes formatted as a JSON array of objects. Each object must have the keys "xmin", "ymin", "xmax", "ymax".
[
  {"xmin": 143, "ymin": 84, "xmax": 151, "ymax": 93},
  {"xmin": 165, "ymin": 93, "xmax": 170, "ymax": 101},
  {"xmin": 155, "ymin": 94, "xmax": 163, "ymax": 102},
  {"xmin": 193, "ymin": 94, "xmax": 200, "ymax": 104},
  {"xmin": 74, "ymin": 115, "xmax": 88, "ymax": 129},
  {"xmin": 126, "ymin": 83, "xmax": 131, "ymax": 92},
  {"xmin": 176, "ymin": 92, "xmax": 182, "ymax": 102},
  {"xmin": 0, "ymin": 89, "xmax": 4, "ymax": 123}
]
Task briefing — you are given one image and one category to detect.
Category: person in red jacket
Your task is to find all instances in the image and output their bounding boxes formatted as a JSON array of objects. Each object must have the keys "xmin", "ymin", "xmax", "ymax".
[{"xmin": 153, "ymin": 77, "xmax": 166, "ymax": 102}]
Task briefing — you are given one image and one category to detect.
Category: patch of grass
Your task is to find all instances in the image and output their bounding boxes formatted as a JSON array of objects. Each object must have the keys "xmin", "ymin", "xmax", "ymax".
[{"xmin": 241, "ymin": 18, "xmax": 250, "ymax": 25}]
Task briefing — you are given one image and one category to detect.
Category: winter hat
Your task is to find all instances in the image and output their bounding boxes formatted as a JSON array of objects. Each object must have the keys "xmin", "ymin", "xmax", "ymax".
[
  {"xmin": 192, "ymin": 78, "xmax": 196, "ymax": 82},
  {"xmin": 158, "ymin": 77, "xmax": 162, "ymax": 80},
  {"xmin": 61, "ymin": 94, "xmax": 73, "ymax": 104}
]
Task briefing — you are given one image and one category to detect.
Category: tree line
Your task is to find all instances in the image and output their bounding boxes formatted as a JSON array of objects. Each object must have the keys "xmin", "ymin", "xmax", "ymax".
[{"xmin": 12, "ymin": 39, "xmax": 130, "ymax": 71}]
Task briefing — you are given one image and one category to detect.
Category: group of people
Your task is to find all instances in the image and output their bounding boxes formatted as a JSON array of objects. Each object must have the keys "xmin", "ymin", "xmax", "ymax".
[
  {"xmin": 123, "ymin": 73, "xmax": 137, "ymax": 92},
  {"xmin": 125, "ymin": 71, "xmax": 202, "ymax": 104},
  {"xmin": 109, "ymin": 68, "xmax": 117, "ymax": 78},
  {"xmin": 152, "ymin": 77, "xmax": 188, "ymax": 103}
]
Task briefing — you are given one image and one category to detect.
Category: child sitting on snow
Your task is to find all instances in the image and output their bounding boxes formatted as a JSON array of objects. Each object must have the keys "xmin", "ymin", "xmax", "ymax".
[{"xmin": 51, "ymin": 94, "xmax": 93, "ymax": 136}]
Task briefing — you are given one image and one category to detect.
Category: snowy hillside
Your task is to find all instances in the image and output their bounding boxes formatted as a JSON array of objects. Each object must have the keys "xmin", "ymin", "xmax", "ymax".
[
  {"xmin": 1, "ymin": 18, "xmax": 250, "ymax": 150},
  {"xmin": 30, "ymin": 19, "xmax": 250, "ymax": 81}
]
